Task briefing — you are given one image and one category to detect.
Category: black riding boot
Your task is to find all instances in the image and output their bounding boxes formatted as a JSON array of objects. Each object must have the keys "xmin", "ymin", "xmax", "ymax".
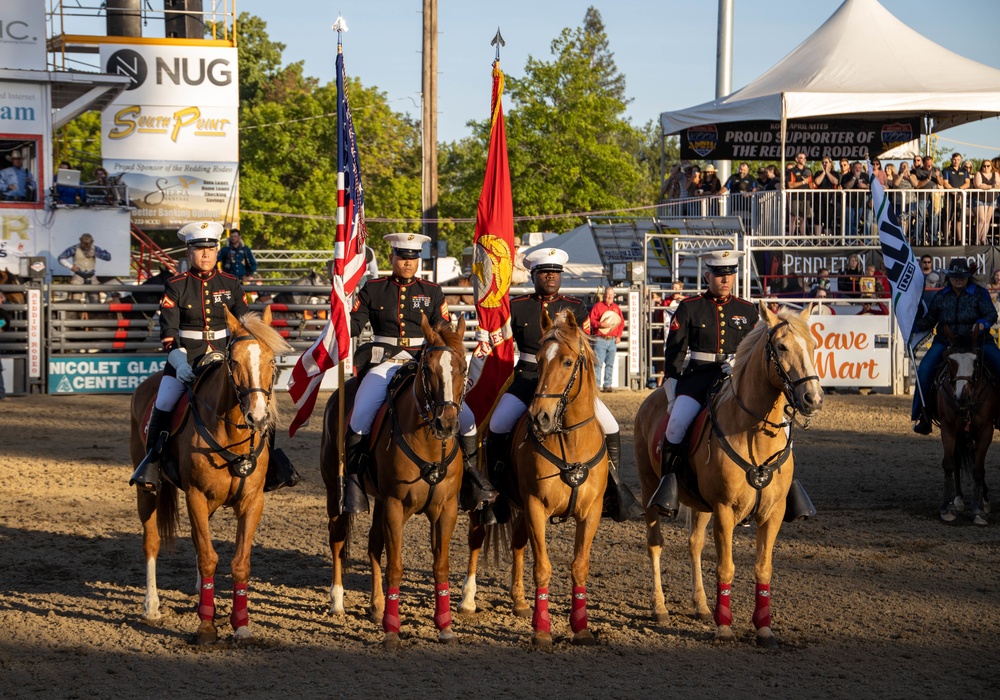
[
  {"xmin": 480, "ymin": 430, "xmax": 512, "ymax": 525},
  {"xmin": 459, "ymin": 434, "xmax": 499, "ymax": 518},
  {"xmin": 602, "ymin": 432, "xmax": 644, "ymax": 522},
  {"xmin": 647, "ymin": 440, "xmax": 682, "ymax": 518},
  {"xmin": 264, "ymin": 432, "xmax": 301, "ymax": 492},
  {"xmin": 783, "ymin": 479, "xmax": 817, "ymax": 522},
  {"xmin": 343, "ymin": 428, "xmax": 370, "ymax": 514},
  {"xmin": 130, "ymin": 408, "xmax": 171, "ymax": 493}
]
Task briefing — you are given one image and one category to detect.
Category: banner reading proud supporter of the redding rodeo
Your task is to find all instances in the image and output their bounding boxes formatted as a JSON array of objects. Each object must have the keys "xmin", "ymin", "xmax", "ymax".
[
  {"xmin": 680, "ymin": 117, "xmax": 920, "ymax": 161},
  {"xmin": 99, "ymin": 44, "xmax": 239, "ymax": 229}
]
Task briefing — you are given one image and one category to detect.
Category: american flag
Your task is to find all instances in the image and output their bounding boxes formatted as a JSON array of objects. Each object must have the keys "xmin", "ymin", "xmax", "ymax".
[{"xmin": 288, "ymin": 48, "xmax": 368, "ymax": 437}]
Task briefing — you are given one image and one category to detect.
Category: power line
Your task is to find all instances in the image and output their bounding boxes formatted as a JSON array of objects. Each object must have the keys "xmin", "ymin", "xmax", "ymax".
[{"xmin": 241, "ymin": 203, "xmax": 663, "ymax": 224}]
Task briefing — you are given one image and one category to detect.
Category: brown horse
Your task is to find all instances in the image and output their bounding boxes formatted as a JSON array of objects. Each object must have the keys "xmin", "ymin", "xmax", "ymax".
[
  {"xmin": 635, "ymin": 303, "xmax": 823, "ymax": 648},
  {"xmin": 0, "ymin": 269, "xmax": 25, "ymax": 305},
  {"xmin": 936, "ymin": 342, "xmax": 998, "ymax": 525},
  {"xmin": 465, "ymin": 310, "xmax": 607, "ymax": 647},
  {"xmin": 130, "ymin": 306, "xmax": 291, "ymax": 644},
  {"xmin": 321, "ymin": 315, "xmax": 469, "ymax": 648}
]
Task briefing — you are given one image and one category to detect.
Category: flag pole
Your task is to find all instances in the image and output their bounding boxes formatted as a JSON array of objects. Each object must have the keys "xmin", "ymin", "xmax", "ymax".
[{"xmin": 334, "ymin": 18, "xmax": 348, "ymax": 514}]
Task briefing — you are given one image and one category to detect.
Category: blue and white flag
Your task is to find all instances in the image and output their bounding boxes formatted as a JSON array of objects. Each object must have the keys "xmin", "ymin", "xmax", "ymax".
[{"xmin": 869, "ymin": 168, "xmax": 923, "ymax": 342}]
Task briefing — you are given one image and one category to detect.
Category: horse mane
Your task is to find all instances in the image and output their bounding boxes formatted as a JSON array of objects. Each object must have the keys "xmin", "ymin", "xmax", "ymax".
[
  {"xmin": 543, "ymin": 312, "xmax": 597, "ymax": 371},
  {"xmin": 721, "ymin": 309, "xmax": 811, "ymax": 401},
  {"xmin": 239, "ymin": 311, "xmax": 294, "ymax": 356}
]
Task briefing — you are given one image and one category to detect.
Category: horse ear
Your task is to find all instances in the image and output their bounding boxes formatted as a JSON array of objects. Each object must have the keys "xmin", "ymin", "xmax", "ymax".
[
  {"xmin": 455, "ymin": 314, "xmax": 466, "ymax": 339},
  {"xmin": 421, "ymin": 312, "xmax": 439, "ymax": 344},
  {"xmin": 261, "ymin": 304, "xmax": 273, "ymax": 326},
  {"xmin": 540, "ymin": 308, "xmax": 553, "ymax": 333},
  {"xmin": 563, "ymin": 309, "xmax": 577, "ymax": 331},
  {"xmin": 802, "ymin": 303, "xmax": 815, "ymax": 320},
  {"xmin": 759, "ymin": 299, "xmax": 779, "ymax": 326},
  {"xmin": 225, "ymin": 305, "xmax": 241, "ymax": 332}
]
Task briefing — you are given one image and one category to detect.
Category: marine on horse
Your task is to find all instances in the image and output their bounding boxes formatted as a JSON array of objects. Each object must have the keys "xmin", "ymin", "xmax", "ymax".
[
  {"xmin": 636, "ymin": 249, "xmax": 822, "ymax": 647},
  {"xmin": 479, "ymin": 247, "xmax": 641, "ymax": 525},
  {"xmin": 128, "ymin": 221, "xmax": 295, "ymax": 643},
  {"xmin": 910, "ymin": 258, "xmax": 1000, "ymax": 523},
  {"xmin": 321, "ymin": 232, "xmax": 496, "ymax": 647}
]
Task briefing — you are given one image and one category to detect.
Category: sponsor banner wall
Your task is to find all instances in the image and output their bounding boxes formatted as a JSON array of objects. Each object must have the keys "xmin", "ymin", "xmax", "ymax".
[
  {"xmin": 99, "ymin": 44, "xmax": 238, "ymax": 229},
  {"xmin": 0, "ymin": 0, "xmax": 46, "ymax": 71},
  {"xmin": 0, "ymin": 207, "xmax": 35, "ymax": 271},
  {"xmin": 0, "ymin": 82, "xmax": 43, "ymax": 134},
  {"xmin": 0, "ymin": 207, "xmax": 132, "ymax": 276},
  {"xmin": 809, "ymin": 314, "xmax": 892, "ymax": 387},
  {"xmin": 49, "ymin": 355, "xmax": 167, "ymax": 394},
  {"xmin": 681, "ymin": 118, "xmax": 921, "ymax": 161}
]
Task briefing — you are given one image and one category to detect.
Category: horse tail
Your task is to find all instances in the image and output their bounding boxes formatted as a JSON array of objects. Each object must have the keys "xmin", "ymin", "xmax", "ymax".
[
  {"xmin": 156, "ymin": 482, "xmax": 180, "ymax": 551},
  {"xmin": 482, "ymin": 519, "xmax": 512, "ymax": 569},
  {"xmin": 341, "ymin": 513, "xmax": 357, "ymax": 565}
]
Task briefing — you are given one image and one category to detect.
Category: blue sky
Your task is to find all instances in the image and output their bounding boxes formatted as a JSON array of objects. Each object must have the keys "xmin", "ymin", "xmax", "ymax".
[{"xmin": 234, "ymin": 0, "xmax": 1000, "ymax": 159}]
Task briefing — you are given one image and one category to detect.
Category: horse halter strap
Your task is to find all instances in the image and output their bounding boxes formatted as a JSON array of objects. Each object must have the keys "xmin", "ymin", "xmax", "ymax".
[
  {"xmin": 414, "ymin": 344, "xmax": 467, "ymax": 437},
  {"xmin": 531, "ymin": 337, "xmax": 589, "ymax": 437},
  {"xmin": 766, "ymin": 321, "xmax": 819, "ymax": 416}
]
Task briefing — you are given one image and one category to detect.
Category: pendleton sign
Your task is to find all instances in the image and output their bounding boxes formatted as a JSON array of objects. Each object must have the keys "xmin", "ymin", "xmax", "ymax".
[{"xmin": 680, "ymin": 118, "xmax": 920, "ymax": 161}]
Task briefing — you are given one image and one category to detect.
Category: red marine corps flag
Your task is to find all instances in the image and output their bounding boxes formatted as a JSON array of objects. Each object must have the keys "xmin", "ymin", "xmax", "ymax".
[
  {"xmin": 465, "ymin": 51, "xmax": 516, "ymax": 429},
  {"xmin": 288, "ymin": 20, "xmax": 368, "ymax": 437}
]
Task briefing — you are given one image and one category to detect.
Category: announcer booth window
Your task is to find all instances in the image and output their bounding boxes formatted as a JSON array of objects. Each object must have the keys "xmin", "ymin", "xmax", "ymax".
[{"xmin": 0, "ymin": 137, "xmax": 43, "ymax": 209}]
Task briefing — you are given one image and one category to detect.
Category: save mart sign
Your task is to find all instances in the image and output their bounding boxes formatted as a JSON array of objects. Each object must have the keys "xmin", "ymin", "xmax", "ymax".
[{"xmin": 49, "ymin": 355, "xmax": 166, "ymax": 394}]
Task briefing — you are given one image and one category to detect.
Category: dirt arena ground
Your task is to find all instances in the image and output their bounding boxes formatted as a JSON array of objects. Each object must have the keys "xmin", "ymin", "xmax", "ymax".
[{"xmin": 1, "ymin": 390, "xmax": 998, "ymax": 697}]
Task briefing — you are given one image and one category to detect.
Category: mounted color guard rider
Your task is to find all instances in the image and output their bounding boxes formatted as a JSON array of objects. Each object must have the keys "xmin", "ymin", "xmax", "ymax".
[
  {"xmin": 911, "ymin": 258, "xmax": 1000, "ymax": 434},
  {"xmin": 484, "ymin": 247, "xmax": 642, "ymax": 523},
  {"xmin": 648, "ymin": 250, "xmax": 760, "ymax": 517},
  {"xmin": 343, "ymin": 233, "xmax": 499, "ymax": 514},
  {"xmin": 130, "ymin": 221, "xmax": 298, "ymax": 493}
]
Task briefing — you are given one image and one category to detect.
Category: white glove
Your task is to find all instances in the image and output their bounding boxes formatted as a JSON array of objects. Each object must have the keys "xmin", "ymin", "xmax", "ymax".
[
  {"xmin": 665, "ymin": 377, "xmax": 678, "ymax": 414},
  {"xmin": 168, "ymin": 348, "xmax": 195, "ymax": 383}
]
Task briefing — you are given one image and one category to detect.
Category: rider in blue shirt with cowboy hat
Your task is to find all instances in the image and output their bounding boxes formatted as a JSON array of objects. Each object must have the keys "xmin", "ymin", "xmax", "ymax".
[{"xmin": 911, "ymin": 258, "xmax": 1000, "ymax": 434}]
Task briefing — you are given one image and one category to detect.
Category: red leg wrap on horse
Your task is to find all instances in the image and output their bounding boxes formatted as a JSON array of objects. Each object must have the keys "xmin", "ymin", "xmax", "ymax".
[
  {"xmin": 383, "ymin": 587, "xmax": 401, "ymax": 634},
  {"xmin": 230, "ymin": 582, "xmax": 249, "ymax": 630},
  {"xmin": 532, "ymin": 588, "xmax": 551, "ymax": 633},
  {"xmin": 570, "ymin": 586, "xmax": 588, "ymax": 633},
  {"xmin": 752, "ymin": 583, "xmax": 771, "ymax": 630},
  {"xmin": 434, "ymin": 582, "xmax": 452, "ymax": 630},
  {"xmin": 714, "ymin": 581, "xmax": 732, "ymax": 627},
  {"xmin": 198, "ymin": 577, "xmax": 215, "ymax": 621}
]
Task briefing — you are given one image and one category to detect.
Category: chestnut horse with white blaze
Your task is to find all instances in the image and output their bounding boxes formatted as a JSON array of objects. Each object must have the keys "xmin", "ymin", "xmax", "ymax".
[
  {"xmin": 130, "ymin": 306, "xmax": 291, "ymax": 644},
  {"xmin": 321, "ymin": 316, "xmax": 469, "ymax": 649},
  {"xmin": 465, "ymin": 310, "xmax": 607, "ymax": 647},
  {"xmin": 936, "ymin": 342, "xmax": 998, "ymax": 525},
  {"xmin": 635, "ymin": 304, "xmax": 823, "ymax": 648}
]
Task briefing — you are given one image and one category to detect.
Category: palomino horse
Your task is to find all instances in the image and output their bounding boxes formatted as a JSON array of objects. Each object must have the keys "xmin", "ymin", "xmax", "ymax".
[
  {"xmin": 130, "ymin": 306, "xmax": 291, "ymax": 644},
  {"xmin": 936, "ymin": 341, "xmax": 998, "ymax": 525},
  {"xmin": 634, "ymin": 303, "xmax": 823, "ymax": 648},
  {"xmin": 463, "ymin": 310, "xmax": 607, "ymax": 647},
  {"xmin": 321, "ymin": 315, "xmax": 469, "ymax": 648}
]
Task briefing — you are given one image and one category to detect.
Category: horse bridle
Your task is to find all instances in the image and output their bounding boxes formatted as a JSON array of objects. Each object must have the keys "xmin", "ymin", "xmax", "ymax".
[
  {"xmin": 531, "ymin": 337, "xmax": 590, "ymax": 439},
  {"xmin": 226, "ymin": 332, "xmax": 276, "ymax": 422},
  {"xmin": 414, "ymin": 344, "xmax": 468, "ymax": 441},
  {"xmin": 765, "ymin": 321, "xmax": 820, "ymax": 417}
]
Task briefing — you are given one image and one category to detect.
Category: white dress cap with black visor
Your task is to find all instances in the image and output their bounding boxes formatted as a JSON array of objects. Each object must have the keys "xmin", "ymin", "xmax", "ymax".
[
  {"xmin": 700, "ymin": 249, "xmax": 745, "ymax": 276},
  {"xmin": 524, "ymin": 247, "xmax": 570, "ymax": 274},
  {"xmin": 384, "ymin": 232, "xmax": 430, "ymax": 260},
  {"xmin": 178, "ymin": 221, "xmax": 224, "ymax": 248}
]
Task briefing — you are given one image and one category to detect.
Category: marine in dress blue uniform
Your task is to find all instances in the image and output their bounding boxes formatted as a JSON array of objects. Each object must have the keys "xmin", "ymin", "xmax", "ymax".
[
  {"xmin": 485, "ymin": 248, "xmax": 641, "ymax": 523},
  {"xmin": 341, "ymin": 233, "xmax": 497, "ymax": 514},
  {"xmin": 648, "ymin": 249, "xmax": 759, "ymax": 516}
]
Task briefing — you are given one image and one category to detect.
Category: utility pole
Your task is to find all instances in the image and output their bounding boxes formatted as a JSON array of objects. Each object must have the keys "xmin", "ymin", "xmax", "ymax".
[
  {"xmin": 715, "ymin": 0, "xmax": 734, "ymax": 186},
  {"xmin": 422, "ymin": 0, "xmax": 439, "ymax": 280}
]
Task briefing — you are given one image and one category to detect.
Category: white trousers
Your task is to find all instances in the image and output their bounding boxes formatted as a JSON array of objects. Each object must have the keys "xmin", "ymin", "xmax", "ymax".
[
  {"xmin": 154, "ymin": 374, "xmax": 187, "ymax": 411},
  {"xmin": 350, "ymin": 359, "xmax": 475, "ymax": 437},
  {"xmin": 664, "ymin": 395, "xmax": 701, "ymax": 445},
  {"xmin": 489, "ymin": 393, "xmax": 620, "ymax": 435}
]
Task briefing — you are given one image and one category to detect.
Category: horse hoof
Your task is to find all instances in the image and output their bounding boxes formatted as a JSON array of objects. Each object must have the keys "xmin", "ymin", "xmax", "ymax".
[
  {"xmin": 694, "ymin": 609, "xmax": 713, "ymax": 622},
  {"xmin": 531, "ymin": 632, "xmax": 553, "ymax": 648},
  {"xmin": 195, "ymin": 627, "xmax": 217, "ymax": 646},
  {"xmin": 369, "ymin": 606, "xmax": 384, "ymax": 624},
  {"xmin": 714, "ymin": 625, "xmax": 735, "ymax": 643},
  {"xmin": 756, "ymin": 627, "xmax": 779, "ymax": 650},
  {"xmin": 973, "ymin": 512, "xmax": 989, "ymax": 526},
  {"xmin": 653, "ymin": 610, "xmax": 670, "ymax": 624},
  {"xmin": 940, "ymin": 510, "xmax": 957, "ymax": 523},
  {"xmin": 572, "ymin": 629, "xmax": 597, "ymax": 646},
  {"xmin": 438, "ymin": 628, "xmax": 459, "ymax": 644},
  {"xmin": 513, "ymin": 605, "xmax": 532, "ymax": 618},
  {"xmin": 233, "ymin": 626, "xmax": 253, "ymax": 641},
  {"xmin": 382, "ymin": 633, "xmax": 402, "ymax": 651}
]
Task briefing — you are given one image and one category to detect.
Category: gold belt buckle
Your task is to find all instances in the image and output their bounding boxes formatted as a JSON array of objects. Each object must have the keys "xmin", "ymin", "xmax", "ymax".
[{"xmin": 399, "ymin": 337, "xmax": 411, "ymax": 347}]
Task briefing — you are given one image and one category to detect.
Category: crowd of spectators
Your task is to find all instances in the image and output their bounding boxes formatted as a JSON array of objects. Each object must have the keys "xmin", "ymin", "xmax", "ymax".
[{"xmin": 661, "ymin": 152, "xmax": 1000, "ymax": 245}]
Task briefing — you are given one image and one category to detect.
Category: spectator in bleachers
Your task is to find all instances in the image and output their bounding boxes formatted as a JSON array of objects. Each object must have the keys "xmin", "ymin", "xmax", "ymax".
[
  {"xmin": 808, "ymin": 287, "xmax": 836, "ymax": 314},
  {"xmin": 920, "ymin": 255, "xmax": 943, "ymax": 289},
  {"xmin": 842, "ymin": 253, "xmax": 865, "ymax": 295},
  {"xmin": 724, "ymin": 162, "xmax": 755, "ymax": 231},
  {"xmin": 813, "ymin": 156, "xmax": 838, "ymax": 237},
  {"xmin": 660, "ymin": 163, "xmax": 682, "ymax": 203},
  {"xmin": 763, "ymin": 165, "xmax": 780, "ymax": 191},
  {"xmin": 913, "ymin": 155, "xmax": 943, "ymax": 244},
  {"xmin": 973, "ymin": 159, "xmax": 998, "ymax": 245},
  {"xmin": 941, "ymin": 152, "xmax": 971, "ymax": 239},
  {"xmin": 810, "ymin": 268, "xmax": 832, "ymax": 295},
  {"xmin": 840, "ymin": 161, "xmax": 870, "ymax": 245},
  {"xmin": 888, "ymin": 162, "xmax": 917, "ymax": 237},
  {"xmin": 701, "ymin": 164, "xmax": 723, "ymax": 215},
  {"xmin": 784, "ymin": 151, "xmax": 814, "ymax": 236}
]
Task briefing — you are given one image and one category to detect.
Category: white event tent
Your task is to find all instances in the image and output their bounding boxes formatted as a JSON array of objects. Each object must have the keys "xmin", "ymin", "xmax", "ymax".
[{"xmin": 660, "ymin": 0, "xmax": 1000, "ymax": 145}]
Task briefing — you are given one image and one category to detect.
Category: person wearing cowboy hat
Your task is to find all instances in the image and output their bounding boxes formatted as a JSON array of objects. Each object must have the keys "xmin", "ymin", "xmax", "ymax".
[
  {"xmin": 648, "ymin": 249, "xmax": 760, "ymax": 517},
  {"xmin": 342, "ymin": 232, "xmax": 498, "ymax": 515},
  {"xmin": 131, "ymin": 222, "xmax": 300, "ymax": 497},
  {"xmin": 483, "ymin": 247, "xmax": 642, "ymax": 524},
  {"xmin": 911, "ymin": 258, "xmax": 1000, "ymax": 435},
  {"xmin": 1, "ymin": 152, "xmax": 36, "ymax": 201}
]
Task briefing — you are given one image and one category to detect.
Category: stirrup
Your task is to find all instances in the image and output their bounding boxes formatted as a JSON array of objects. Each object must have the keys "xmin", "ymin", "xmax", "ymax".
[
  {"xmin": 647, "ymin": 474, "xmax": 679, "ymax": 518},
  {"xmin": 460, "ymin": 466, "xmax": 499, "ymax": 511},
  {"xmin": 264, "ymin": 448, "xmax": 300, "ymax": 492},
  {"xmin": 343, "ymin": 473, "xmax": 369, "ymax": 514},
  {"xmin": 783, "ymin": 479, "xmax": 817, "ymax": 522},
  {"xmin": 130, "ymin": 452, "xmax": 162, "ymax": 493}
]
